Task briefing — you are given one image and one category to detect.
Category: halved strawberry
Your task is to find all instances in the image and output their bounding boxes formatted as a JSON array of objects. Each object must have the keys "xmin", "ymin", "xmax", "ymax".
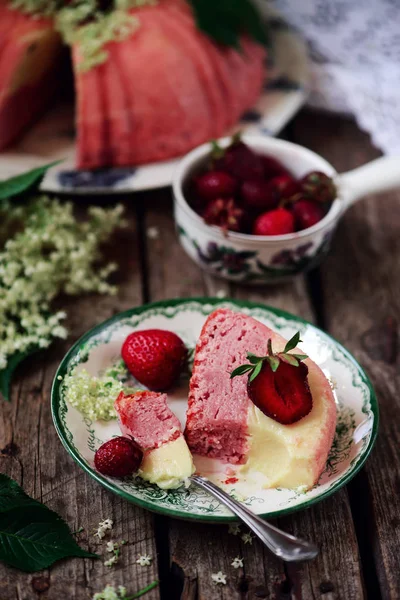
[
  {"xmin": 230, "ymin": 332, "xmax": 312, "ymax": 424},
  {"xmin": 247, "ymin": 360, "xmax": 312, "ymax": 424}
]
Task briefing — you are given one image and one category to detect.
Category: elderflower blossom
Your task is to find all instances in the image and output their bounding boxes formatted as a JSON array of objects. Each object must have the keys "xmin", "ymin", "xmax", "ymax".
[
  {"xmin": 0, "ymin": 196, "xmax": 123, "ymax": 372},
  {"xmin": 94, "ymin": 518, "xmax": 114, "ymax": 539},
  {"xmin": 228, "ymin": 523, "xmax": 241, "ymax": 536},
  {"xmin": 241, "ymin": 532, "xmax": 254, "ymax": 545},
  {"xmin": 93, "ymin": 584, "xmax": 127, "ymax": 600},
  {"xmin": 63, "ymin": 362, "xmax": 133, "ymax": 421},
  {"xmin": 136, "ymin": 554, "xmax": 152, "ymax": 566},
  {"xmin": 211, "ymin": 571, "xmax": 227, "ymax": 585},
  {"xmin": 231, "ymin": 557, "xmax": 244, "ymax": 569},
  {"xmin": 56, "ymin": 7, "xmax": 139, "ymax": 72},
  {"xmin": 104, "ymin": 554, "xmax": 119, "ymax": 567}
]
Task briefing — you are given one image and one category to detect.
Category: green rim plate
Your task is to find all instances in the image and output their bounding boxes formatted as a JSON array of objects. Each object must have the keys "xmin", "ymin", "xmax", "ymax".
[{"xmin": 51, "ymin": 298, "xmax": 379, "ymax": 522}]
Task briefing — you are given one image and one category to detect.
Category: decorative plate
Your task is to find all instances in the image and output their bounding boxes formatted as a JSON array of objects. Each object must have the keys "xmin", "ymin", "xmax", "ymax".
[
  {"xmin": 51, "ymin": 298, "xmax": 378, "ymax": 523},
  {"xmin": 0, "ymin": 8, "xmax": 309, "ymax": 195}
]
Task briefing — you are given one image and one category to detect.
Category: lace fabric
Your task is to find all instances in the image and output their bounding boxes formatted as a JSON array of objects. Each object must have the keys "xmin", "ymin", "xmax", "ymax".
[{"xmin": 270, "ymin": 0, "xmax": 400, "ymax": 154}]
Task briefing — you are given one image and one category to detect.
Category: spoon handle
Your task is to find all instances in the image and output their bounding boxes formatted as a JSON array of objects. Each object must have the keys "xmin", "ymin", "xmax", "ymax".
[{"xmin": 190, "ymin": 475, "xmax": 318, "ymax": 562}]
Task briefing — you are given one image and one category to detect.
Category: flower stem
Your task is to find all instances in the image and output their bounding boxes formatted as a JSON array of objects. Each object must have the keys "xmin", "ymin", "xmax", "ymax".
[{"xmin": 126, "ymin": 581, "xmax": 159, "ymax": 599}]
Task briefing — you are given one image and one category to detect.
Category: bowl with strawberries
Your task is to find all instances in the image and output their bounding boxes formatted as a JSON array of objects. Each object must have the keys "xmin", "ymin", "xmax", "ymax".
[{"xmin": 173, "ymin": 134, "xmax": 400, "ymax": 283}]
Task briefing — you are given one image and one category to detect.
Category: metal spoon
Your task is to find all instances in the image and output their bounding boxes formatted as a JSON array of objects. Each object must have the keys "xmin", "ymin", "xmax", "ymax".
[{"xmin": 190, "ymin": 474, "xmax": 318, "ymax": 562}]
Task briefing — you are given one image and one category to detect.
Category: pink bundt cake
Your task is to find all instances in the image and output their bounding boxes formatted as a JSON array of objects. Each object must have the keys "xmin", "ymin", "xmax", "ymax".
[
  {"xmin": 0, "ymin": 0, "xmax": 266, "ymax": 168},
  {"xmin": 0, "ymin": 1, "xmax": 62, "ymax": 149},
  {"xmin": 185, "ymin": 309, "xmax": 337, "ymax": 489}
]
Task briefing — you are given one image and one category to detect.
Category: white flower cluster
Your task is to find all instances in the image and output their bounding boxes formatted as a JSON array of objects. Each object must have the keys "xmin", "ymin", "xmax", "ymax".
[
  {"xmin": 93, "ymin": 585, "xmax": 127, "ymax": 600},
  {"xmin": 0, "ymin": 196, "xmax": 124, "ymax": 371},
  {"xmin": 63, "ymin": 363, "xmax": 129, "ymax": 421},
  {"xmin": 94, "ymin": 518, "xmax": 114, "ymax": 539}
]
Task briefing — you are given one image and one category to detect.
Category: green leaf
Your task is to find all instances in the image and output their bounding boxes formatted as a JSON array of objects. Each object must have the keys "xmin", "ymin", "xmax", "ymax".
[
  {"xmin": 267, "ymin": 356, "xmax": 280, "ymax": 372},
  {"xmin": 246, "ymin": 353, "xmax": 261, "ymax": 365},
  {"xmin": 283, "ymin": 332, "xmax": 302, "ymax": 353},
  {"xmin": 291, "ymin": 353, "xmax": 308, "ymax": 361},
  {"xmin": 188, "ymin": 0, "xmax": 268, "ymax": 49},
  {"xmin": 230, "ymin": 364, "xmax": 254, "ymax": 378},
  {"xmin": 249, "ymin": 361, "xmax": 263, "ymax": 382},
  {"xmin": 0, "ymin": 475, "xmax": 41, "ymax": 514},
  {"xmin": 278, "ymin": 353, "xmax": 299, "ymax": 367},
  {"xmin": 0, "ymin": 161, "xmax": 61, "ymax": 202},
  {"xmin": 0, "ymin": 475, "xmax": 97, "ymax": 572},
  {"xmin": 210, "ymin": 139, "xmax": 225, "ymax": 160},
  {"xmin": 0, "ymin": 351, "xmax": 34, "ymax": 402}
]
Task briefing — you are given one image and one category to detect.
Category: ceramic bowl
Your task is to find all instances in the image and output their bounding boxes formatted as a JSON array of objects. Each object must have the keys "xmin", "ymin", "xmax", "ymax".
[{"xmin": 172, "ymin": 136, "xmax": 400, "ymax": 284}]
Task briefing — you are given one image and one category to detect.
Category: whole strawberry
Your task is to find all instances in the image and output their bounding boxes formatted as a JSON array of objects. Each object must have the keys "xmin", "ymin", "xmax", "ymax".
[
  {"xmin": 203, "ymin": 198, "xmax": 244, "ymax": 232},
  {"xmin": 293, "ymin": 199, "xmax": 324, "ymax": 230},
  {"xmin": 122, "ymin": 329, "xmax": 187, "ymax": 391},
  {"xmin": 240, "ymin": 179, "xmax": 279, "ymax": 212},
  {"xmin": 252, "ymin": 207, "xmax": 295, "ymax": 236},
  {"xmin": 212, "ymin": 136, "xmax": 264, "ymax": 181},
  {"xmin": 195, "ymin": 170, "xmax": 237, "ymax": 202},
  {"xmin": 261, "ymin": 155, "xmax": 290, "ymax": 180},
  {"xmin": 300, "ymin": 171, "xmax": 336, "ymax": 203},
  {"xmin": 94, "ymin": 437, "xmax": 143, "ymax": 478}
]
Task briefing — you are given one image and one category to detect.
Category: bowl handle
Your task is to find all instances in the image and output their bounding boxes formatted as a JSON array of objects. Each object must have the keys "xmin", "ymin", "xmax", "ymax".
[{"xmin": 336, "ymin": 156, "xmax": 400, "ymax": 209}]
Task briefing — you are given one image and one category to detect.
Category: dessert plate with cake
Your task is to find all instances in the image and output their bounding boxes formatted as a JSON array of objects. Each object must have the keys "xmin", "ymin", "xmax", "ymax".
[{"xmin": 51, "ymin": 298, "xmax": 378, "ymax": 522}]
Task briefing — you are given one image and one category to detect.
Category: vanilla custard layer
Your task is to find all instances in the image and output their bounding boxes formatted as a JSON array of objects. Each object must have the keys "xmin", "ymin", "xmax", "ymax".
[
  {"xmin": 139, "ymin": 437, "xmax": 195, "ymax": 490},
  {"xmin": 240, "ymin": 365, "xmax": 336, "ymax": 489}
]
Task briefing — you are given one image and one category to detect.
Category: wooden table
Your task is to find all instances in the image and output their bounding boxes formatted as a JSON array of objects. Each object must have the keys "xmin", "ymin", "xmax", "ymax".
[{"xmin": 1, "ymin": 111, "xmax": 399, "ymax": 600}]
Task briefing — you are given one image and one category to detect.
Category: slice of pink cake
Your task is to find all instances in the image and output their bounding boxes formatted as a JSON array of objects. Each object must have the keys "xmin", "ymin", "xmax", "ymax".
[
  {"xmin": 115, "ymin": 390, "xmax": 181, "ymax": 449},
  {"xmin": 115, "ymin": 391, "xmax": 194, "ymax": 489},
  {"xmin": 185, "ymin": 308, "xmax": 337, "ymax": 489}
]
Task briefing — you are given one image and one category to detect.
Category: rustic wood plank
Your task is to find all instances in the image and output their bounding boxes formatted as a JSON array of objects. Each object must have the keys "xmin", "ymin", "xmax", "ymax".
[
  {"xmin": 0, "ymin": 202, "xmax": 160, "ymax": 600},
  {"xmin": 292, "ymin": 111, "xmax": 400, "ymax": 600}
]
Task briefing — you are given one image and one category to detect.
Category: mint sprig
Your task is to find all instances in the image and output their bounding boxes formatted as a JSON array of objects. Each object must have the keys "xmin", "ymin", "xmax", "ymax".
[
  {"xmin": 230, "ymin": 332, "xmax": 307, "ymax": 381},
  {"xmin": 0, "ymin": 474, "xmax": 97, "ymax": 572}
]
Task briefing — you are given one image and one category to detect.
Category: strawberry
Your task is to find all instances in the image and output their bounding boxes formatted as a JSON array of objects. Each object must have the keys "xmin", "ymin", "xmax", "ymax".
[
  {"xmin": 300, "ymin": 171, "xmax": 336, "ymax": 203},
  {"xmin": 212, "ymin": 136, "xmax": 264, "ymax": 181},
  {"xmin": 122, "ymin": 329, "xmax": 187, "ymax": 391},
  {"xmin": 203, "ymin": 198, "xmax": 244, "ymax": 232},
  {"xmin": 240, "ymin": 179, "xmax": 279, "ymax": 212},
  {"xmin": 252, "ymin": 207, "xmax": 295, "ymax": 235},
  {"xmin": 261, "ymin": 155, "xmax": 291, "ymax": 180},
  {"xmin": 230, "ymin": 333, "xmax": 312, "ymax": 425},
  {"xmin": 195, "ymin": 171, "xmax": 237, "ymax": 202},
  {"xmin": 293, "ymin": 199, "xmax": 324, "ymax": 231},
  {"xmin": 269, "ymin": 174, "xmax": 300, "ymax": 201},
  {"xmin": 94, "ymin": 436, "xmax": 143, "ymax": 477}
]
